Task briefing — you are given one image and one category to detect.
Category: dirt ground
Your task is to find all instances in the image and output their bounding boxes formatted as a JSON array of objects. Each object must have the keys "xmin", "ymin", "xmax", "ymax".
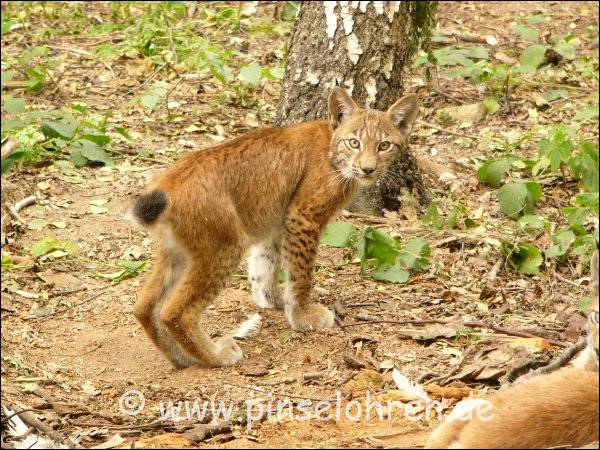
[{"xmin": 1, "ymin": 1, "xmax": 598, "ymax": 448}]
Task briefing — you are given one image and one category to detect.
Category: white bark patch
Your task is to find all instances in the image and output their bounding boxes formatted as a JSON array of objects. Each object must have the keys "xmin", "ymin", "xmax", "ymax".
[
  {"xmin": 386, "ymin": 1, "xmax": 401, "ymax": 22},
  {"xmin": 324, "ymin": 1, "xmax": 338, "ymax": 49},
  {"xmin": 339, "ymin": 1, "xmax": 355, "ymax": 35},
  {"xmin": 346, "ymin": 33, "xmax": 363, "ymax": 64},
  {"xmin": 383, "ymin": 58, "xmax": 394, "ymax": 79},
  {"xmin": 365, "ymin": 77, "xmax": 377, "ymax": 107},
  {"xmin": 372, "ymin": 1, "xmax": 384, "ymax": 14},
  {"xmin": 359, "ymin": 1, "xmax": 369, "ymax": 13},
  {"xmin": 350, "ymin": 0, "xmax": 360, "ymax": 8},
  {"xmin": 293, "ymin": 67, "xmax": 303, "ymax": 81},
  {"xmin": 306, "ymin": 70, "xmax": 320, "ymax": 85}
]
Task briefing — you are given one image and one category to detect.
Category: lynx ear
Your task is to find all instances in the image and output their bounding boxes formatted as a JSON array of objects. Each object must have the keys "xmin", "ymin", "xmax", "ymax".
[
  {"xmin": 386, "ymin": 94, "xmax": 419, "ymax": 134},
  {"xmin": 328, "ymin": 87, "xmax": 359, "ymax": 130}
]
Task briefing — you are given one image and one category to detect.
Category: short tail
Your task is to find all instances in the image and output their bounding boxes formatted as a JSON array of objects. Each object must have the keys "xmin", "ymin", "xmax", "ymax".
[{"xmin": 128, "ymin": 189, "xmax": 168, "ymax": 226}]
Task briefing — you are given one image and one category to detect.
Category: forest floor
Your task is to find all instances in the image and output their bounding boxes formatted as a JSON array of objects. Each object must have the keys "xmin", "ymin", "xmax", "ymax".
[{"xmin": 1, "ymin": 1, "xmax": 598, "ymax": 448}]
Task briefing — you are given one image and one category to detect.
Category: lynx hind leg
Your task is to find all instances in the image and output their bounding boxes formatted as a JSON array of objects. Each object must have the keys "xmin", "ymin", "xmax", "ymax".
[
  {"xmin": 248, "ymin": 239, "xmax": 283, "ymax": 309},
  {"xmin": 158, "ymin": 238, "xmax": 245, "ymax": 368},
  {"xmin": 134, "ymin": 249, "xmax": 197, "ymax": 369}
]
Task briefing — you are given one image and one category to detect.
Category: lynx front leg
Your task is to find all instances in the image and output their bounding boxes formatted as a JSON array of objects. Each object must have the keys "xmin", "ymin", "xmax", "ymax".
[
  {"xmin": 281, "ymin": 211, "xmax": 334, "ymax": 331},
  {"xmin": 247, "ymin": 238, "xmax": 283, "ymax": 309}
]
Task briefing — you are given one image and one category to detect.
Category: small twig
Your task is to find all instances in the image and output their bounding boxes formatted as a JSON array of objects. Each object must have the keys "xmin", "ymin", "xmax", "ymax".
[
  {"xmin": 417, "ymin": 120, "xmax": 482, "ymax": 140},
  {"xmin": 7, "ymin": 195, "xmax": 37, "ymax": 225},
  {"xmin": 125, "ymin": 62, "xmax": 169, "ymax": 96},
  {"xmin": 29, "ymin": 285, "xmax": 112, "ymax": 320},
  {"xmin": 222, "ymin": 382, "xmax": 332, "ymax": 403}
]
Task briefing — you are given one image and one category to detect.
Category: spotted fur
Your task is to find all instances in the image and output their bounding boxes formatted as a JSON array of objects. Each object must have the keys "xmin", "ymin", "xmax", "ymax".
[{"xmin": 129, "ymin": 87, "xmax": 419, "ymax": 368}]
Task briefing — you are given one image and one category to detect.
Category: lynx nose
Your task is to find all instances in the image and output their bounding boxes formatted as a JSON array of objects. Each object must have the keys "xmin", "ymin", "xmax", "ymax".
[{"xmin": 360, "ymin": 166, "xmax": 375, "ymax": 175}]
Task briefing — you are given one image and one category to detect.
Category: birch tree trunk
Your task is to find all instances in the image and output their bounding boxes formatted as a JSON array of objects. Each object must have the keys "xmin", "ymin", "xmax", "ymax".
[{"xmin": 275, "ymin": 1, "xmax": 433, "ymax": 215}]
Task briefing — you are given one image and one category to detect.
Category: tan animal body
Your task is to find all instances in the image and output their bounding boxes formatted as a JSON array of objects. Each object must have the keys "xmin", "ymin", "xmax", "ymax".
[
  {"xmin": 425, "ymin": 366, "xmax": 599, "ymax": 449},
  {"xmin": 426, "ymin": 250, "xmax": 600, "ymax": 449},
  {"xmin": 129, "ymin": 87, "xmax": 419, "ymax": 368},
  {"xmin": 574, "ymin": 250, "xmax": 599, "ymax": 371}
]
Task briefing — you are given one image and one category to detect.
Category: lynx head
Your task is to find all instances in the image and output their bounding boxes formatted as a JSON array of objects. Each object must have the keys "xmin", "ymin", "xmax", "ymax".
[
  {"xmin": 587, "ymin": 250, "xmax": 599, "ymax": 366},
  {"xmin": 327, "ymin": 87, "xmax": 419, "ymax": 186}
]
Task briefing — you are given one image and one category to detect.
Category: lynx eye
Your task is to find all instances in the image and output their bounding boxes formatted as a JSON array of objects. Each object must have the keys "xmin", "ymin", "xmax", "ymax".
[
  {"xmin": 347, "ymin": 138, "xmax": 361, "ymax": 149},
  {"xmin": 378, "ymin": 141, "xmax": 392, "ymax": 152}
]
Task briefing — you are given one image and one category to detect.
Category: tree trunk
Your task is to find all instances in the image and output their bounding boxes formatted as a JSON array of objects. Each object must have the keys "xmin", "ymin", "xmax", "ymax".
[{"xmin": 275, "ymin": 1, "xmax": 432, "ymax": 215}]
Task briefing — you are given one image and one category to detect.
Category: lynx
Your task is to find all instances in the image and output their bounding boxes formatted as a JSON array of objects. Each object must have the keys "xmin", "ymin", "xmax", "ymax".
[
  {"xmin": 425, "ymin": 250, "xmax": 600, "ymax": 449},
  {"xmin": 574, "ymin": 249, "xmax": 599, "ymax": 371},
  {"xmin": 424, "ymin": 366, "xmax": 599, "ymax": 449},
  {"xmin": 128, "ymin": 87, "xmax": 419, "ymax": 368}
]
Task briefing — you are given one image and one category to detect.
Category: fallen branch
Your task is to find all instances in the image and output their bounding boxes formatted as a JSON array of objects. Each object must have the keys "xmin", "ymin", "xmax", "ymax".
[
  {"xmin": 1, "ymin": 401, "xmax": 82, "ymax": 448},
  {"xmin": 438, "ymin": 29, "xmax": 498, "ymax": 46},
  {"xmin": 339, "ymin": 318, "xmax": 569, "ymax": 347},
  {"xmin": 7, "ymin": 195, "xmax": 37, "ymax": 225},
  {"xmin": 508, "ymin": 337, "xmax": 586, "ymax": 383}
]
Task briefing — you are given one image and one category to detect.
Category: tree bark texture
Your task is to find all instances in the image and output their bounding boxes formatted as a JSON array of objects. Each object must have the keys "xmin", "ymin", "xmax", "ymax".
[{"xmin": 275, "ymin": 1, "xmax": 431, "ymax": 215}]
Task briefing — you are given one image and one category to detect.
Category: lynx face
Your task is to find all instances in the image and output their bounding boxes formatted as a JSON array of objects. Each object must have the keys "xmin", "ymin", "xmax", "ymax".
[{"xmin": 327, "ymin": 88, "xmax": 419, "ymax": 186}]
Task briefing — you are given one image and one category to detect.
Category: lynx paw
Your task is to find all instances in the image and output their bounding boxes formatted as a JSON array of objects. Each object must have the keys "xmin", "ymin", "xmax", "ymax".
[
  {"xmin": 286, "ymin": 303, "xmax": 335, "ymax": 331},
  {"xmin": 213, "ymin": 336, "xmax": 244, "ymax": 367}
]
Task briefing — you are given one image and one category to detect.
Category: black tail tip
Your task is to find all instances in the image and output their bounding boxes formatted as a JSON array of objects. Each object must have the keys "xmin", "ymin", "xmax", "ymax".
[{"xmin": 133, "ymin": 189, "xmax": 168, "ymax": 225}]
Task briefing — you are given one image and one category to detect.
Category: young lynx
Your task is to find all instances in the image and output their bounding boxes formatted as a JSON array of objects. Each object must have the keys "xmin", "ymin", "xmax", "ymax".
[
  {"xmin": 425, "ymin": 250, "xmax": 600, "ymax": 449},
  {"xmin": 129, "ymin": 87, "xmax": 419, "ymax": 368}
]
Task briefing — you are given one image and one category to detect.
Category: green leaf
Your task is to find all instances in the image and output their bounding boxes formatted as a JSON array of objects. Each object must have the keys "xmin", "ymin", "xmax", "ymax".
[
  {"xmin": 504, "ymin": 242, "xmax": 543, "ymax": 275},
  {"xmin": 1, "ymin": 70, "xmax": 15, "ymax": 87},
  {"xmin": 80, "ymin": 134, "xmax": 111, "ymax": 147},
  {"xmin": 554, "ymin": 43, "xmax": 576, "ymax": 60},
  {"xmin": 518, "ymin": 44, "xmax": 548, "ymax": 73},
  {"xmin": 575, "ymin": 192, "xmax": 599, "ymax": 214},
  {"xmin": 357, "ymin": 227, "xmax": 398, "ymax": 270},
  {"xmin": 421, "ymin": 202, "xmax": 444, "ymax": 229},
  {"xmin": 280, "ymin": 1, "xmax": 299, "ymax": 21},
  {"xmin": 79, "ymin": 141, "xmax": 113, "ymax": 165},
  {"xmin": 140, "ymin": 94, "xmax": 160, "ymax": 110},
  {"xmin": 3, "ymin": 96, "xmax": 26, "ymax": 114},
  {"xmin": 542, "ymin": 89, "xmax": 569, "ymax": 102},
  {"xmin": 70, "ymin": 149, "xmax": 88, "ymax": 167},
  {"xmin": 398, "ymin": 238, "xmax": 431, "ymax": 271},
  {"xmin": 497, "ymin": 183, "xmax": 531, "ymax": 218},
  {"xmin": 115, "ymin": 126, "xmax": 131, "ymax": 140},
  {"xmin": 478, "ymin": 159, "xmax": 511, "ymax": 188},
  {"xmin": 28, "ymin": 218, "xmax": 48, "ymax": 231},
  {"xmin": 320, "ymin": 221, "xmax": 357, "ymax": 248},
  {"xmin": 372, "ymin": 261, "xmax": 410, "ymax": 283},
  {"xmin": 574, "ymin": 104, "xmax": 599, "ymax": 122},
  {"xmin": 41, "ymin": 120, "xmax": 77, "ymax": 139},
  {"xmin": 512, "ymin": 24, "xmax": 539, "ymax": 41},
  {"xmin": 483, "ymin": 97, "xmax": 500, "ymax": 115},
  {"xmin": 30, "ymin": 237, "xmax": 74, "ymax": 257},
  {"xmin": 96, "ymin": 260, "xmax": 145, "ymax": 283},
  {"xmin": 467, "ymin": 47, "xmax": 489, "ymax": 60},
  {"xmin": 238, "ymin": 63, "xmax": 262, "ymax": 85},
  {"xmin": 546, "ymin": 229, "xmax": 576, "ymax": 258},
  {"xmin": 518, "ymin": 215, "xmax": 548, "ymax": 234}
]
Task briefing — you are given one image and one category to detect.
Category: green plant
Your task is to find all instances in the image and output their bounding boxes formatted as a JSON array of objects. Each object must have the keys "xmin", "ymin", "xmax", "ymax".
[{"xmin": 321, "ymin": 222, "xmax": 431, "ymax": 284}]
